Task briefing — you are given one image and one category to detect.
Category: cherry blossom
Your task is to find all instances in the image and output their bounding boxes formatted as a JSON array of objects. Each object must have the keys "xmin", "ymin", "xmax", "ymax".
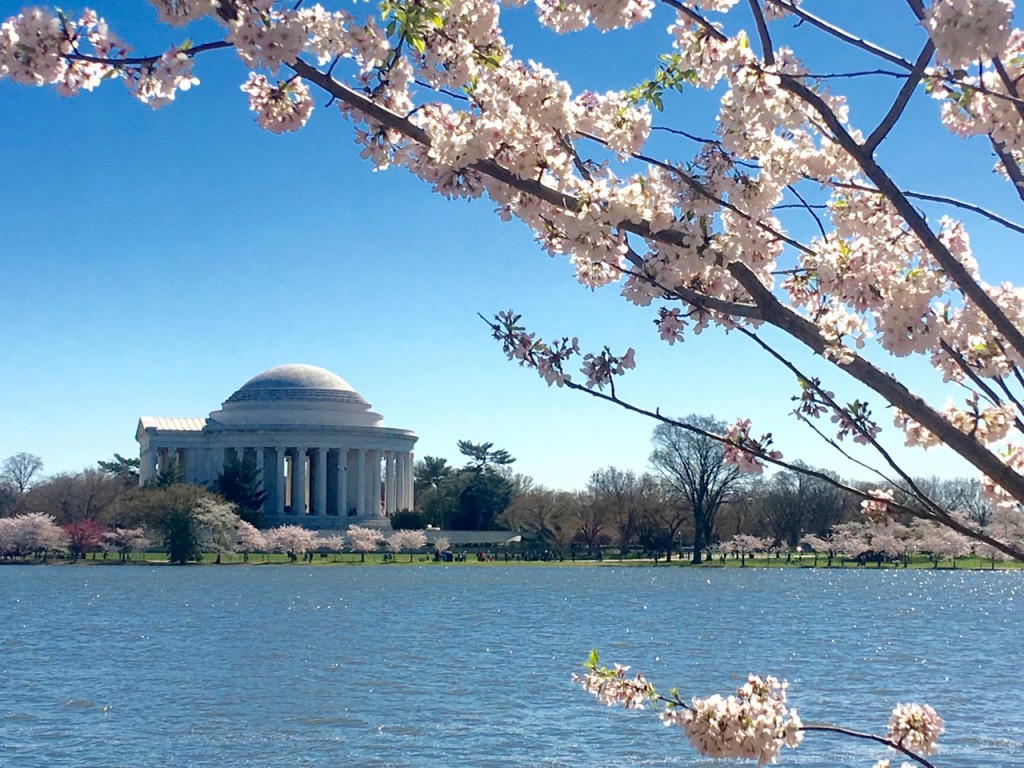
[
  {"xmin": 241, "ymin": 73, "xmax": 314, "ymax": 133},
  {"xmin": 888, "ymin": 703, "xmax": 944, "ymax": 756}
]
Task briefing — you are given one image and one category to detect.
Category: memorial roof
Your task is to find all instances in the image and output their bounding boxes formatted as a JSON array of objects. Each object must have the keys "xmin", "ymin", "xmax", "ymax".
[{"xmin": 225, "ymin": 364, "xmax": 368, "ymax": 405}]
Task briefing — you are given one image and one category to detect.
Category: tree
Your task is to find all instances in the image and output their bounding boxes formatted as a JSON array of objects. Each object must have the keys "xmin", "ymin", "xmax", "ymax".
[
  {"xmin": 723, "ymin": 533, "xmax": 768, "ymax": 566},
  {"xmin": 97, "ymin": 454, "xmax": 141, "ymax": 488},
  {"xmin": 414, "ymin": 456, "xmax": 460, "ymax": 528},
  {"xmin": 0, "ymin": 513, "xmax": 67, "ymax": 560},
  {"xmin": 163, "ymin": 505, "xmax": 203, "ymax": 564},
  {"xmin": 194, "ymin": 498, "xmax": 243, "ymax": 557},
  {"xmin": 587, "ymin": 467, "xmax": 657, "ymax": 558},
  {"xmin": 346, "ymin": 525, "xmax": 384, "ymax": 562},
  {"xmin": 1, "ymin": 453, "xmax": 43, "ymax": 495},
  {"xmin": 63, "ymin": 519, "xmax": 103, "ymax": 561},
  {"xmin": 215, "ymin": 458, "xmax": 267, "ymax": 527},
  {"xmin": 759, "ymin": 463, "xmax": 852, "ymax": 547},
  {"xmin": 452, "ymin": 441, "xmax": 517, "ymax": 530},
  {"xmin": 499, "ymin": 483, "xmax": 579, "ymax": 555},
  {"xmin": 650, "ymin": 416, "xmax": 745, "ymax": 564},
  {"xmin": 236, "ymin": 520, "xmax": 266, "ymax": 562},
  {"xmin": 150, "ymin": 460, "xmax": 184, "ymax": 489},
  {"xmin": 265, "ymin": 524, "xmax": 318, "ymax": 560},
  {"xmin": 385, "ymin": 528, "xmax": 427, "ymax": 562},
  {"xmin": 101, "ymin": 526, "xmax": 151, "ymax": 562},
  {"xmin": 21, "ymin": 468, "xmax": 123, "ymax": 526}
]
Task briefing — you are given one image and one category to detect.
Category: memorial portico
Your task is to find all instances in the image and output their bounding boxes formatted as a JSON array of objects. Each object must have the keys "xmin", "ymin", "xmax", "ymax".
[{"xmin": 136, "ymin": 364, "xmax": 418, "ymax": 530}]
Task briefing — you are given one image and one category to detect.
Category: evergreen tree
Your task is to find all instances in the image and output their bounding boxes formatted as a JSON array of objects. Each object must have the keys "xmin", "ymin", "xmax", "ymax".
[{"xmin": 215, "ymin": 459, "xmax": 266, "ymax": 527}]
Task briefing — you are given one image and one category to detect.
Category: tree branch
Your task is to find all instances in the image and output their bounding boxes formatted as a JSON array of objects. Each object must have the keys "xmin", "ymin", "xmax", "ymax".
[
  {"xmin": 864, "ymin": 41, "xmax": 935, "ymax": 153},
  {"xmin": 777, "ymin": 73, "xmax": 1024, "ymax": 366}
]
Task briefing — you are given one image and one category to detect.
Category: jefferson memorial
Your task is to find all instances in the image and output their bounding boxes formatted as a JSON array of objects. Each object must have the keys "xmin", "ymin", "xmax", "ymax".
[{"xmin": 136, "ymin": 364, "xmax": 417, "ymax": 529}]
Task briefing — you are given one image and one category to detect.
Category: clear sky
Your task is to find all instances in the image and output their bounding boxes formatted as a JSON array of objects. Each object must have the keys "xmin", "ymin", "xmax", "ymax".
[{"xmin": 0, "ymin": 1, "xmax": 1019, "ymax": 490}]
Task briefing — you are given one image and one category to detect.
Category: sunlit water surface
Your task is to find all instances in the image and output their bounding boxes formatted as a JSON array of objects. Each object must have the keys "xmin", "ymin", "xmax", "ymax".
[{"xmin": 1, "ymin": 566, "xmax": 1020, "ymax": 767}]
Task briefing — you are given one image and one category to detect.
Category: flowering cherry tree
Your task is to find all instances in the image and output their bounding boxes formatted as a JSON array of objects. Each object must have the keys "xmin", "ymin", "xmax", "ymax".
[
  {"xmin": 235, "ymin": 519, "xmax": 266, "ymax": 562},
  {"xmin": 265, "ymin": 524, "xmax": 317, "ymax": 558},
  {"xmin": 346, "ymin": 524, "xmax": 384, "ymax": 562},
  {"xmin": 0, "ymin": 512, "xmax": 67, "ymax": 559},
  {"xmin": 100, "ymin": 526, "xmax": 151, "ymax": 561},
  {"xmin": 385, "ymin": 528, "xmax": 428, "ymax": 561}
]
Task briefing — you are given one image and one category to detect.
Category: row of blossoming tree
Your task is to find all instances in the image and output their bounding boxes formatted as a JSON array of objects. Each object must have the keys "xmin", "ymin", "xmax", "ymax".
[
  {"xmin": 717, "ymin": 510, "xmax": 1022, "ymax": 568},
  {"xmin": 3, "ymin": 0, "xmax": 1022, "ymax": 762},
  {"xmin": 0, "ymin": 511, "xmax": 428, "ymax": 563}
]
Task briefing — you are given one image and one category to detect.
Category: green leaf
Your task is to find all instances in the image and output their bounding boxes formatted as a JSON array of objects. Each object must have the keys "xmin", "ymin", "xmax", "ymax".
[{"xmin": 586, "ymin": 648, "xmax": 599, "ymax": 668}]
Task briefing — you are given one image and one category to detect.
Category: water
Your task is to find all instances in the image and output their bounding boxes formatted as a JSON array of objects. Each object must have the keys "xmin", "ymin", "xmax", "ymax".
[{"xmin": 0, "ymin": 566, "xmax": 1020, "ymax": 767}]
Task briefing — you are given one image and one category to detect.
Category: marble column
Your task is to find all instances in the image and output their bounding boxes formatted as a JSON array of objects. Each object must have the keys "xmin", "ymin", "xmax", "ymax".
[
  {"xmin": 337, "ymin": 449, "xmax": 348, "ymax": 517},
  {"xmin": 314, "ymin": 448, "xmax": 327, "ymax": 517},
  {"xmin": 385, "ymin": 452, "xmax": 397, "ymax": 515},
  {"xmin": 401, "ymin": 454, "xmax": 413, "ymax": 514},
  {"xmin": 366, "ymin": 449, "xmax": 380, "ymax": 517},
  {"xmin": 291, "ymin": 447, "xmax": 307, "ymax": 514},
  {"xmin": 275, "ymin": 447, "xmax": 286, "ymax": 517},
  {"xmin": 255, "ymin": 448, "xmax": 265, "ymax": 492},
  {"xmin": 356, "ymin": 449, "xmax": 366, "ymax": 518},
  {"xmin": 141, "ymin": 445, "xmax": 157, "ymax": 486}
]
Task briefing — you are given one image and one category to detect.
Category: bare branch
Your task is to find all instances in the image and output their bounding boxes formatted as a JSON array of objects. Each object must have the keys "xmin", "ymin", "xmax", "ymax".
[
  {"xmin": 762, "ymin": 0, "xmax": 915, "ymax": 69},
  {"xmin": 864, "ymin": 41, "xmax": 935, "ymax": 153},
  {"xmin": 746, "ymin": 0, "xmax": 775, "ymax": 66}
]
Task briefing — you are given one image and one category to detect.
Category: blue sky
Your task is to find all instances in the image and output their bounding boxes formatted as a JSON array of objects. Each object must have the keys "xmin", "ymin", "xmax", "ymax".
[{"xmin": 0, "ymin": 0, "xmax": 1019, "ymax": 489}]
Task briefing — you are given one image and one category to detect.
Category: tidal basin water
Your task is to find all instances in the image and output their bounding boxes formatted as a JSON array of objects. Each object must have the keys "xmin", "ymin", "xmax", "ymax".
[{"xmin": 1, "ymin": 566, "xmax": 1021, "ymax": 768}]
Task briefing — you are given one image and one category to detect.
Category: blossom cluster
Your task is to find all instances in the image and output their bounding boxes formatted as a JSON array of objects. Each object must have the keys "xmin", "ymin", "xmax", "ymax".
[
  {"xmin": 240, "ymin": 73, "xmax": 314, "ymax": 133},
  {"xmin": 722, "ymin": 418, "xmax": 782, "ymax": 474},
  {"xmin": 925, "ymin": 0, "xmax": 1013, "ymax": 70},
  {"xmin": 660, "ymin": 675, "xmax": 803, "ymax": 765},
  {"xmin": 572, "ymin": 662, "xmax": 655, "ymax": 710},
  {"xmin": 860, "ymin": 488, "xmax": 895, "ymax": 524},
  {"xmin": 887, "ymin": 702, "xmax": 944, "ymax": 756}
]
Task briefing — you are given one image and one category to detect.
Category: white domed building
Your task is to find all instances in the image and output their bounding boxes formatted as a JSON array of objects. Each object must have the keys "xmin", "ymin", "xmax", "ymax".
[{"xmin": 136, "ymin": 364, "xmax": 417, "ymax": 529}]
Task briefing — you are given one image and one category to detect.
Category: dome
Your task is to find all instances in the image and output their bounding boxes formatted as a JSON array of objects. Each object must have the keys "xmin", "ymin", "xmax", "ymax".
[{"xmin": 226, "ymin": 364, "xmax": 368, "ymax": 405}]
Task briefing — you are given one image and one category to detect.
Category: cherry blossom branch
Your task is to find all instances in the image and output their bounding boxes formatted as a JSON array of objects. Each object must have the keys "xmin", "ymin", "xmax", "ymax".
[
  {"xmin": 776, "ymin": 73, "xmax": 1024, "ymax": 364},
  {"xmin": 736, "ymin": 326, "xmax": 951, "ymax": 519},
  {"xmin": 66, "ymin": 40, "xmax": 232, "ymax": 67},
  {"xmin": 990, "ymin": 140, "xmax": 1024, "ymax": 205},
  {"xmin": 938, "ymin": 339, "xmax": 1024, "ymax": 431},
  {"xmin": 726, "ymin": 260, "xmax": 1024, "ymax": 515},
  {"xmin": 992, "ymin": 56, "xmax": 1024, "ymax": 124},
  {"xmin": 798, "ymin": 725, "xmax": 936, "ymax": 768},
  {"xmin": 576, "ymin": 651, "xmax": 941, "ymax": 767},
  {"xmin": 291, "ymin": 47, "xmax": 1024, "ymax": 519}
]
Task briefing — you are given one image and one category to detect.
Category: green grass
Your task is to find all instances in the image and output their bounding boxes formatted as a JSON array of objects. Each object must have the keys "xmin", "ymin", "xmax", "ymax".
[{"xmin": 9, "ymin": 551, "xmax": 1021, "ymax": 570}]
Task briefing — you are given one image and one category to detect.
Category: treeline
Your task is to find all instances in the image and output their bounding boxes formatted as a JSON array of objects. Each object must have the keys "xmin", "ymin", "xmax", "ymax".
[{"xmin": 2, "ymin": 414, "xmax": 1010, "ymax": 567}]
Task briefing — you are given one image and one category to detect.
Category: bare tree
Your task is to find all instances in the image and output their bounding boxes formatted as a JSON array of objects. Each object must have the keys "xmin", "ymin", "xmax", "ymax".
[
  {"xmin": 1, "ymin": 453, "xmax": 44, "ymax": 495},
  {"xmin": 759, "ymin": 463, "xmax": 852, "ymax": 547},
  {"xmin": 588, "ymin": 467, "xmax": 648, "ymax": 557},
  {"xmin": 499, "ymin": 485, "xmax": 578, "ymax": 555},
  {"xmin": 650, "ymin": 417, "xmax": 745, "ymax": 564},
  {"xmin": 22, "ymin": 469, "xmax": 123, "ymax": 526}
]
